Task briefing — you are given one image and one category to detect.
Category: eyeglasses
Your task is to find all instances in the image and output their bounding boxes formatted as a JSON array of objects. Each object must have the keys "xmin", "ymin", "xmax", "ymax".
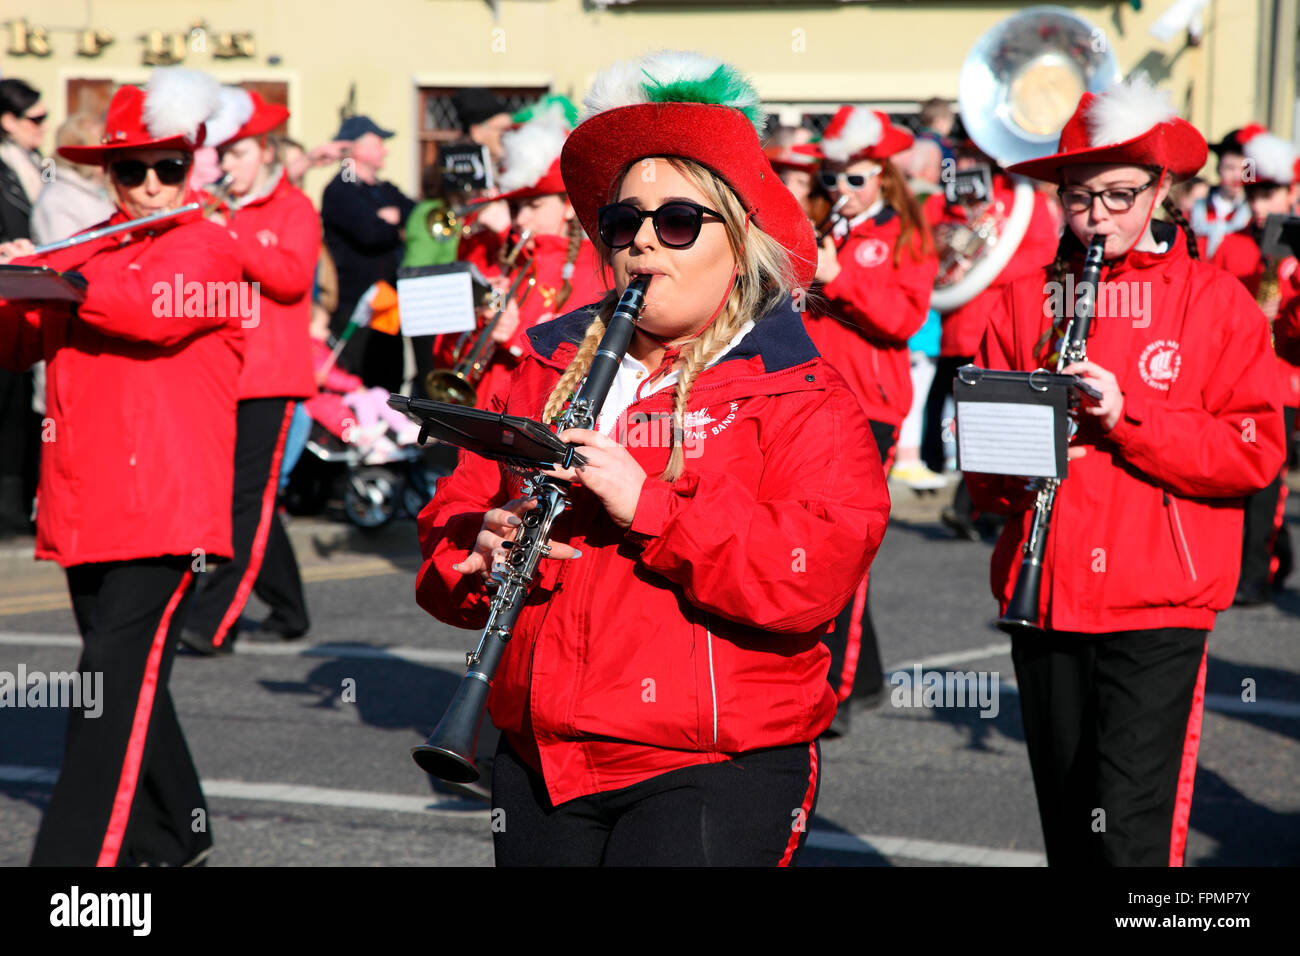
[
  {"xmin": 1057, "ymin": 180, "xmax": 1156, "ymax": 214},
  {"xmin": 819, "ymin": 169, "xmax": 880, "ymax": 191},
  {"xmin": 22, "ymin": 111, "xmax": 48, "ymax": 125},
  {"xmin": 596, "ymin": 200, "xmax": 724, "ymax": 250},
  {"xmin": 110, "ymin": 158, "xmax": 191, "ymax": 188}
]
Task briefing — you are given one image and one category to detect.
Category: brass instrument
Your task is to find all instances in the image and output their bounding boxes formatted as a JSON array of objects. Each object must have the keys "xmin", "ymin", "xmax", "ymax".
[
  {"xmin": 423, "ymin": 228, "xmax": 535, "ymax": 405},
  {"xmin": 932, "ymin": 6, "xmax": 1120, "ymax": 313}
]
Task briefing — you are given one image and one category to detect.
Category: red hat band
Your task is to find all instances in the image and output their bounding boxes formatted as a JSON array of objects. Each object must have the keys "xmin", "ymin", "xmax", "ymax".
[
  {"xmin": 226, "ymin": 91, "xmax": 289, "ymax": 145},
  {"xmin": 561, "ymin": 102, "xmax": 817, "ymax": 289},
  {"xmin": 496, "ymin": 157, "xmax": 569, "ymax": 204}
]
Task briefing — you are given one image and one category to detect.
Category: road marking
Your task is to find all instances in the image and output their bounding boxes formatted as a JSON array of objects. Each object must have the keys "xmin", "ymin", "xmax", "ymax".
[
  {"xmin": 0, "ymin": 764, "xmax": 1042, "ymax": 864},
  {"xmin": 804, "ymin": 831, "xmax": 1045, "ymax": 866},
  {"xmin": 0, "ymin": 631, "xmax": 468, "ymax": 666},
  {"xmin": 0, "ymin": 559, "xmax": 410, "ymax": 616},
  {"xmin": 886, "ymin": 642, "xmax": 1012, "ymax": 673},
  {"xmin": 5, "ymin": 632, "xmax": 1299, "ymax": 717}
]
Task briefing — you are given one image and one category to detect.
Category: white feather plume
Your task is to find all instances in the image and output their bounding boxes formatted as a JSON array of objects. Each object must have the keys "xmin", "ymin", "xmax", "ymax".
[
  {"xmin": 143, "ymin": 67, "xmax": 222, "ymax": 144},
  {"xmin": 821, "ymin": 108, "xmax": 883, "ymax": 163},
  {"xmin": 204, "ymin": 86, "xmax": 255, "ymax": 147},
  {"xmin": 1243, "ymin": 132, "xmax": 1298, "ymax": 185},
  {"xmin": 1087, "ymin": 73, "xmax": 1177, "ymax": 147},
  {"xmin": 498, "ymin": 114, "xmax": 569, "ymax": 192},
  {"xmin": 580, "ymin": 50, "xmax": 726, "ymax": 121}
]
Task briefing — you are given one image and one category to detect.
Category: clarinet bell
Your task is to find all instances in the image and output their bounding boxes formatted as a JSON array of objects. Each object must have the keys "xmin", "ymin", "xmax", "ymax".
[{"xmin": 412, "ymin": 670, "xmax": 493, "ymax": 783}]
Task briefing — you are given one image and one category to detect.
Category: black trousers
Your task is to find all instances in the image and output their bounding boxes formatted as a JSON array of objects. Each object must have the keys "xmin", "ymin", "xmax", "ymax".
[
  {"xmin": 922, "ymin": 354, "xmax": 971, "ymax": 472},
  {"xmin": 31, "ymin": 558, "xmax": 211, "ymax": 866},
  {"xmin": 823, "ymin": 418, "xmax": 894, "ymax": 701},
  {"xmin": 1239, "ymin": 404, "xmax": 1297, "ymax": 591},
  {"xmin": 185, "ymin": 399, "xmax": 308, "ymax": 646},
  {"xmin": 492, "ymin": 738, "xmax": 821, "ymax": 866},
  {"xmin": 1011, "ymin": 627, "xmax": 1208, "ymax": 867},
  {"xmin": 0, "ymin": 368, "xmax": 35, "ymax": 533}
]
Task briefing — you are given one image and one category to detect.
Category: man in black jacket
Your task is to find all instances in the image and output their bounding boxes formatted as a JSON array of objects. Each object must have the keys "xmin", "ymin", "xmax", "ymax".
[{"xmin": 321, "ymin": 115, "xmax": 414, "ymax": 391}]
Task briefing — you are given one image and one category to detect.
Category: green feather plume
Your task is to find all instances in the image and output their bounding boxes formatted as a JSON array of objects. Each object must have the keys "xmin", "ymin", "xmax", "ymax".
[{"xmin": 641, "ymin": 64, "xmax": 764, "ymax": 134}]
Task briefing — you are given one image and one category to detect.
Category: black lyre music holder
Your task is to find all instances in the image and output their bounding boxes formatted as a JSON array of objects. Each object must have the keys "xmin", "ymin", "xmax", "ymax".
[{"xmin": 387, "ymin": 394, "xmax": 586, "ymax": 472}]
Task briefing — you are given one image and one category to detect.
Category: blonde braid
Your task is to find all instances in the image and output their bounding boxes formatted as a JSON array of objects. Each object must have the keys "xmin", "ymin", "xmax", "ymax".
[
  {"xmin": 540, "ymin": 298, "xmax": 615, "ymax": 423},
  {"xmin": 662, "ymin": 297, "xmax": 740, "ymax": 481}
]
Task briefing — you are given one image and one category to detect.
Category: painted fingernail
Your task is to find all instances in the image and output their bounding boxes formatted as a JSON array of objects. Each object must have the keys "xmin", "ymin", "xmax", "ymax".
[
  {"xmin": 572, "ymin": 549, "xmax": 583, "ymax": 559},
  {"xmin": 507, "ymin": 516, "xmax": 522, "ymax": 526}
]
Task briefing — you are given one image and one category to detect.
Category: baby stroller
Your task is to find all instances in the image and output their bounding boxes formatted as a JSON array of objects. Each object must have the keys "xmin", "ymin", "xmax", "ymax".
[{"xmin": 306, "ymin": 425, "xmax": 440, "ymax": 530}]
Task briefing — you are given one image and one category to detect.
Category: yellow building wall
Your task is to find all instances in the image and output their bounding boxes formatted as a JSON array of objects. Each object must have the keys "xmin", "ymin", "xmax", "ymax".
[{"xmin": 1, "ymin": 0, "xmax": 1270, "ymax": 202}]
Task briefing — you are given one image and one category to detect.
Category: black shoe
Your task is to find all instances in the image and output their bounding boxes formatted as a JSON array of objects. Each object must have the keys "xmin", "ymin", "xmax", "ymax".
[
  {"xmin": 177, "ymin": 628, "xmax": 234, "ymax": 656},
  {"xmin": 854, "ymin": 684, "xmax": 886, "ymax": 710},
  {"xmin": 259, "ymin": 614, "xmax": 309, "ymax": 641},
  {"xmin": 941, "ymin": 507, "xmax": 979, "ymax": 541}
]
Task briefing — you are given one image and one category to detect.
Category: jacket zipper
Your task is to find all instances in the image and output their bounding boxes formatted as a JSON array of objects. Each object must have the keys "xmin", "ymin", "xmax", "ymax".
[
  {"xmin": 705, "ymin": 614, "xmax": 718, "ymax": 746},
  {"xmin": 1164, "ymin": 491, "xmax": 1198, "ymax": 582}
]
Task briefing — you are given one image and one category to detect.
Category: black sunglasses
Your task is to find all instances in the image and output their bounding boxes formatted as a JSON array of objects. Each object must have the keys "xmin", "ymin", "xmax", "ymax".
[
  {"xmin": 596, "ymin": 200, "xmax": 723, "ymax": 250},
  {"xmin": 1057, "ymin": 179, "xmax": 1156, "ymax": 214},
  {"xmin": 110, "ymin": 157, "xmax": 190, "ymax": 188}
]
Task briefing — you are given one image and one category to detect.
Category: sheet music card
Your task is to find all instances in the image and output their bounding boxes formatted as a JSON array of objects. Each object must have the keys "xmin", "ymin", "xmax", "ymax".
[
  {"xmin": 954, "ymin": 369, "xmax": 1071, "ymax": 480},
  {"xmin": 396, "ymin": 263, "xmax": 482, "ymax": 337}
]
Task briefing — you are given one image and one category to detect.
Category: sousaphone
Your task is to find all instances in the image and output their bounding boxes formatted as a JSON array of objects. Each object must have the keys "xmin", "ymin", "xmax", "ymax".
[{"xmin": 932, "ymin": 5, "xmax": 1121, "ymax": 313}]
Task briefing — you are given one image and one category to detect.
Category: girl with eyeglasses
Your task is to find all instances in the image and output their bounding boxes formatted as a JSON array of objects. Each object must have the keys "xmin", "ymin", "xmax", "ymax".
[
  {"xmin": 0, "ymin": 69, "xmax": 244, "ymax": 866},
  {"xmin": 415, "ymin": 52, "xmax": 889, "ymax": 866},
  {"xmin": 965, "ymin": 77, "xmax": 1286, "ymax": 866},
  {"xmin": 804, "ymin": 106, "xmax": 938, "ymax": 733},
  {"xmin": 436, "ymin": 97, "xmax": 605, "ymax": 410}
]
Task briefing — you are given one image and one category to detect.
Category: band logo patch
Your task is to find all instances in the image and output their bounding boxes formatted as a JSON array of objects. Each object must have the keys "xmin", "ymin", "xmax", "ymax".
[
  {"xmin": 1139, "ymin": 339, "xmax": 1181, "ymax": 391},
  {"xmin": 854, "ymin": 238, "xmax": 889, "ymax": 268}
]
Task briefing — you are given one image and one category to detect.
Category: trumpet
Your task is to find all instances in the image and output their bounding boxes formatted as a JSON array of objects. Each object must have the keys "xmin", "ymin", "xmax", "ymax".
[
  {"xmin": 412, "ymin": 275, "xmax": 653, "ymax": 782},
  {"xmin": 423, "ymin": 228, "xmax": 534, "ymax": 406}
]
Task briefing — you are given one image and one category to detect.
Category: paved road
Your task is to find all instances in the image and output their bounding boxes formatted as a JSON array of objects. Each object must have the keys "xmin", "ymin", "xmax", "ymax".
[{"xmin": 1, "ymin": 479, "xmax": 1297, "ymax": 867}]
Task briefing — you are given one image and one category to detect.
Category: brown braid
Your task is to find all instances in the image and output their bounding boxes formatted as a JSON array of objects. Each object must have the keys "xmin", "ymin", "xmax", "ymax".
[
  {"xmin": 555, "ymin": 215, "xmax": 584, "ymax": 310},
  {"xmin": 1161, "ymin": 197, "xmax": 1200, "ymax": 260},
  {"xmin": 1032, "ymin": 230, "xmax": 1084, "ymax": 366}
]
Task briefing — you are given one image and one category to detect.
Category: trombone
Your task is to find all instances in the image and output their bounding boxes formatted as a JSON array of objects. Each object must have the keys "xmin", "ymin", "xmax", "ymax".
[{"xmin": 423, "ymin": 228, "xmax": 535, "ymax": 406}]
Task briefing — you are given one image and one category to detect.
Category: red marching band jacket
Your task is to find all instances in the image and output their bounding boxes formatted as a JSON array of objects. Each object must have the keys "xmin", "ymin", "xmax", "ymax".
[
  {"xmin": 222, "ymin": 168, "xmax": 318, "ymax": 401},
  {"xmin": 1209, "ymin": 229, "xmax": 1300, "ymax": 409},
  {"xmin": 937, "ymin": 176, "xmax": 1061, "ymax": 359},
  {"xmin": 804, "ymin": 206, "xmax": 938, "ymax": 426},
  {"xmin": 967, "ymin": 231, "xmax": 1287, "ymax": 633},
  {"xmin": 0, "ymin": 198, "xmax": 245, "ymax": 567},
  {"xmin": 435, "ymin": 230, "xmax": 607, "ymax": 408},
  {"xmin": 415, "ymin": 301, "xmax": 891, "ymax": 805}
]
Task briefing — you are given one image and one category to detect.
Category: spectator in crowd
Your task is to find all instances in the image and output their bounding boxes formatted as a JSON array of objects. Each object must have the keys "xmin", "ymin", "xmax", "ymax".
[
  {"xmin": 0, "ymin": 77, "xmax": 46, "ymax": 539},
  {"xmin": 30, "ymin": 114, "xmax": 115, "ymax": 245},
  {"xmin": 321, "ymin": 115, "xmax": 414, "ymax": 392}
]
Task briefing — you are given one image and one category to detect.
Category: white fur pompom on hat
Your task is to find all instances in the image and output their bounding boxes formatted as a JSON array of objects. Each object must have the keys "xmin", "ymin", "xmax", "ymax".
[
  {"xmin": 203, "ymin": 86, "xmax": 255, "ymax": 149},
  {"xmin": 579, "ymin": 49, "xmax": 765, "ymax": 134},
  {"xmin": 1242, "ymin": 131, "xmax": 1299, "ymax": 186},
  {"xmin": 1086, "ymin": 73, "xmax": 1178, "ymax": 148},
  {"xmin": 497, "ymin": 112, "xmax": 569, "ymax": 193},
  {"xmin": 143, "ymin": 67, "xmax": 222, "ymax": 145},
  {"xmin": 820, "ymin": 107, "xmax": 884, "ymax": 163}
]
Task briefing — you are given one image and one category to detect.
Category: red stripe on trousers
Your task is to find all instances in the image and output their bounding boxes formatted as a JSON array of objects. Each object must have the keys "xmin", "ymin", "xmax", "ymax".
[
  {"xmin": 213, "ymin": 403, "xmax": 294, "ymax": 647},
  {"xmin": 836, "ymin": 426, "xmax": 896, "ymax": 699},
  {"xmin": 780, "ymin": 741, "xmax": 819, "ymax": 866},
  {"xmin": 1267, "ymin": 465, "xmax": 1289, "ymax": 583},
  {"xmin": 1168, "ymin": 641, "xmax": 1208, "ymax": 867},
  {"xmin": 97, "ymin": 570, "xmax": 193, "ymax": 867},
  {"xmin": 837, "ymin": 575, "xmax": 869, "ymax": 702}
]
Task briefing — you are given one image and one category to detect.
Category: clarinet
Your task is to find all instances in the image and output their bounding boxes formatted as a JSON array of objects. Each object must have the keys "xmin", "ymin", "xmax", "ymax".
[
  {"xmin": 996, "ymin": 234, "xmax": 1106, "ymax": 637},
  {"xmin": 412, "ymin": 275, "xmax": 652, "ymax": 783}
]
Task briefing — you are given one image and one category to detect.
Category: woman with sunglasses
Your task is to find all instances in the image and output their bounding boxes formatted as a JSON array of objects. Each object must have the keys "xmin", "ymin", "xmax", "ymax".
[
  {"xmin": 0, "ymin": 78, "xmax": 48, "ymax": 541},
  {"xmin": 0, "ymin": 69, "xmax": 244, "ymax": 866},
  {"xmin": 176, "ymin": 85, "xmax": 317, "ymax": 656},
  {"xmin": 804, "ymin": 106, "xmax": 938, "ymax": 732},
  {"xmin": 415, "ymin": 51, "xmax": 889, "ymax": 866},
  {"xmin": 965, "ymin": 77, "xmax": 1286, "ymax": 866},
  {"xmin": 434, "ymin": 97, "xmax": 604, "ymax": 409}
]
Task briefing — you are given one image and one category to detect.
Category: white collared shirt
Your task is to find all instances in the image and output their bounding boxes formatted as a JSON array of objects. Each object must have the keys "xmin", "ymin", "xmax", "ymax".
[{"xmin": 594, "ymin": 319, "xmax": 757, "ymax": 436}]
